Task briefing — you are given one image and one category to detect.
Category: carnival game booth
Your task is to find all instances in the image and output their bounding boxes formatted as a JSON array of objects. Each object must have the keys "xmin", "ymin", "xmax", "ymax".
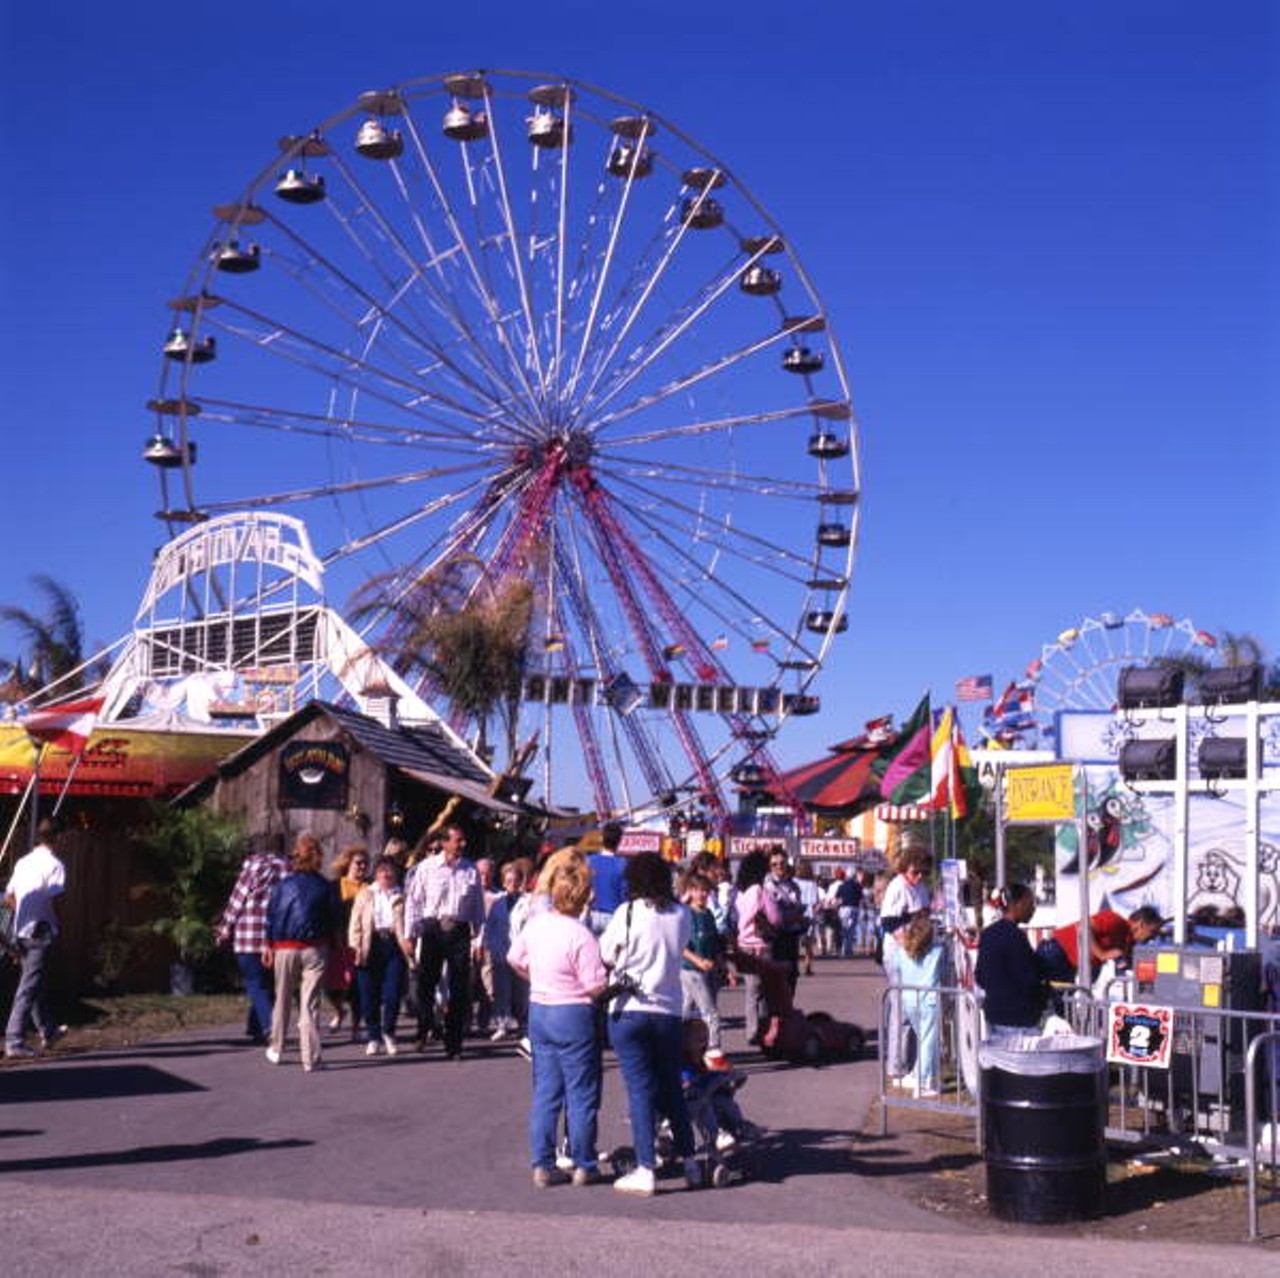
[{"xmin": 176, "ymin": 700, "xmax": 526, "ymax": 861}]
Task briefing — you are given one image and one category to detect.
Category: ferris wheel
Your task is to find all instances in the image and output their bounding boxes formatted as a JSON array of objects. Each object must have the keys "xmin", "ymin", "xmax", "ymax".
[
  {"xmin": 144, "ymin": 69, "xmax": 861, "ymax": 820},
  {"xmin": 1006, "ymin": 608, "xmax": 1220, "ymax": 745}
]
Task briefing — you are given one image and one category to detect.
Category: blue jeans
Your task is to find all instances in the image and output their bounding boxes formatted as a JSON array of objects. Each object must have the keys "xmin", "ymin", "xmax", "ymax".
[
  {"xmin": 528, "ymin": 1001, "xmax": 600, "ymax": 1171},
  {"xmin": 236, "ymin": 951, "xmax": 274, "ymax": 1041},
  {"xmin": 609, "ymin": 1011, "xmax": 694, "ymax": 1169},
  {"xmin": 357, "ymin": 933, "xmax": 406, "ymax": 1040},
  {"xmin": 902, "ymin": 989, "xmax": 940, "ymax": 1088},
  {"xmin": 5, "ymin": 934, "xmax": 57, "ymax": 1047}
]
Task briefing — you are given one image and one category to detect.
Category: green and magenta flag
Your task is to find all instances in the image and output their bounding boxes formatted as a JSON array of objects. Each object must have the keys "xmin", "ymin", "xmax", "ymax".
[{"xmin": 876, "ymin": 694, "xmax": 932, "ymax": 804}]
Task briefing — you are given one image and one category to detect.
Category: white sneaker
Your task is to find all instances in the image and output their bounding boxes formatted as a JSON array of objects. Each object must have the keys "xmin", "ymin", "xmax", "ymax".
[
  {"xmin": 898, "ymin": 1070, "xmax": 918, "ymax": 1091},
  {"xmin": 383, "ymin": 1034, "xmax": 398, "ymax": 1057},
  {"xmin": 613, "ymin": 1165, "xmax": 656, "ymax": 1196},
  {"xmin": 265, "ymin": 1047, "xmax": 282, "ymax": 1065},
  {"xmin": 715, "ymin": 1129, "xmax": 738, "ymax": 1152},
  {"xmin": 365, "ymin": 1039, "xmax": 380, "ymax": 1057},
  {"xmin": 490, "ymin": 1025, "xmax": 510, "ymax": 1042}
]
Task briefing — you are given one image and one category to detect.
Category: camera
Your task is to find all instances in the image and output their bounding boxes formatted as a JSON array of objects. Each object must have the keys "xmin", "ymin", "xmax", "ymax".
[{"xmin": 600, "ymin": 972, "xmax": 640, "ymax": 1002}]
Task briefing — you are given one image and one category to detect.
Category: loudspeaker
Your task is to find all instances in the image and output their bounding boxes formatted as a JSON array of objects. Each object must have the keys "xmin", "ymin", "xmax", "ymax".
[
  {"xmin": 1118, "ymin": 665, "xmax": 1183, "ymax": 710},
  {"xmin": 1119, "ymin": 738, "xmax": 1176, "ymax": 781},
  {"xmin": 1199, "ymin": 664, "xmax": 1262, "ymax": 706},
  {"xmin": 1198, "ymin": 737, "xmax": 1247, "ymax": 780}
]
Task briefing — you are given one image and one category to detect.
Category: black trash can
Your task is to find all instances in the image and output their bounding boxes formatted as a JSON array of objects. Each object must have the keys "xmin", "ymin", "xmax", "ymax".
[{"xmin": 979, "ymin": 1034, "xmax": 1107, "ymax": 1224}]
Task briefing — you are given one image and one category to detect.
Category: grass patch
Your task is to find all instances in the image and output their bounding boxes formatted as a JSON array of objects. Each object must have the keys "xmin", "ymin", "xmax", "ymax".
[{"xmin": 1, "ymin": 993, "xmax": 244, "ymax": 1064}]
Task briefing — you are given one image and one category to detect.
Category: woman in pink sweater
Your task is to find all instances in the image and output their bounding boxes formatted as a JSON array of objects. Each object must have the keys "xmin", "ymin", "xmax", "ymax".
[{"xmin": 507, "ymin": 850, "xmax": 607, "ymax": 1188}]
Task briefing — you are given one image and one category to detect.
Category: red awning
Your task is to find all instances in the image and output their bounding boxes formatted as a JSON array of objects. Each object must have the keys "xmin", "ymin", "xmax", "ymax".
[{"xmin": 771, "ymin": 746, "xmax": 882, "ymax": 815}]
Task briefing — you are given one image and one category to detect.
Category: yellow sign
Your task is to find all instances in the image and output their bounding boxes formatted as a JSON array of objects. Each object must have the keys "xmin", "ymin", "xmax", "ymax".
[{"xmin": 1005, "ymin": 765, "xmax": 1077, "ymax": 822}]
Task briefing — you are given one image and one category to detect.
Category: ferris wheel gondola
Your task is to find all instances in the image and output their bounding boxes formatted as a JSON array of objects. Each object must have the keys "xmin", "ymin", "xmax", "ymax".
[{"xmin": 143, "ymin": 69, "xmax": 863, "ymax": 820}]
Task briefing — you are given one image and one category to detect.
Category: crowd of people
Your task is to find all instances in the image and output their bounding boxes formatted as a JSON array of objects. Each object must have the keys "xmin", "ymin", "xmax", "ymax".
[
  {"xmin": 208, "ymin": 822, "xmax": 897, "ymax": 1193},
  {"xmin": 7, "ymin": 813, "xmax": 1172, "ymax": 1191}
]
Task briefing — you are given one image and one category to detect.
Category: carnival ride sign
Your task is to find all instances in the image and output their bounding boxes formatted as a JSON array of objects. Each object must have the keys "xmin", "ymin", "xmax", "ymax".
[
  {"xmin": 278, "ymin": 741, "xmax": 350, "ymax": 810},
  {"xmin": 140, "ymin": 513, "xmax": 324, "ymax": 613},
  {"xmin": 1006, "ymin": 764, "xmax": 1077, "ymax": 822},
  {"xmin": 1106, "ymin": 1002, "xmax": 1174, "ymax": 1069}
]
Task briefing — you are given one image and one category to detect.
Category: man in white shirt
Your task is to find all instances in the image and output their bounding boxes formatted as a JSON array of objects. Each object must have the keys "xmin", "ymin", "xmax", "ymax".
[
  {"xmin": 403, "ymin": 823, "xmax": 484, "ymax": 1058},
  {"xmin": 4, "ymin": 818, "xmax": 68, "ymax": 1058}
]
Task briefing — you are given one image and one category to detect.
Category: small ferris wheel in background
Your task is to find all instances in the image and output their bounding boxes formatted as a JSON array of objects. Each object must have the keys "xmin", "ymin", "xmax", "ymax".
[{"xmin": 988, "ymin": 608, "xmax": 1220, "ymax": 747}]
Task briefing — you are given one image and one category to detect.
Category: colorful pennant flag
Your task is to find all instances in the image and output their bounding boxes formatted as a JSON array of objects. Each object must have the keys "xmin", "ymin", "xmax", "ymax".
[{"xmin": 876, "ymin": 694, "xmax": 931, "ymax": 804}]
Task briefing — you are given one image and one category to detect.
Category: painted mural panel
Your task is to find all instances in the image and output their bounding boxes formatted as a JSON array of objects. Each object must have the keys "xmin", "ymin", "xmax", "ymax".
[{"xmin": 1054, "ymin": 711, "xmax": 1280, "ymax": 930}]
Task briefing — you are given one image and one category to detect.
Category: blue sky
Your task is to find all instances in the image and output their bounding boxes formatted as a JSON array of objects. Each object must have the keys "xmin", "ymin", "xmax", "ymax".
[{"xmin": 0, "ymin": 1, "xmax": 1275, "ymax": 800}]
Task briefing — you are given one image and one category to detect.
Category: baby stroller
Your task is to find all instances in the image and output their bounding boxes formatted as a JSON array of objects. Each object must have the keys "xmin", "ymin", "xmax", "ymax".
[
  {"xmin": 640, "ymin": 1019, "xmax": 761, "ymax": 1187},
  {"xmin": 734, "ymin": 949, "xmax": 865, "ymax": 1064}
]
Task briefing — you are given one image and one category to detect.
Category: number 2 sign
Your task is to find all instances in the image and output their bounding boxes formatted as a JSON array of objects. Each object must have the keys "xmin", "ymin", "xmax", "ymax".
[{"xmin": 1107, "ymin": 1003, "xmax": 1173, "ymax": 1068}]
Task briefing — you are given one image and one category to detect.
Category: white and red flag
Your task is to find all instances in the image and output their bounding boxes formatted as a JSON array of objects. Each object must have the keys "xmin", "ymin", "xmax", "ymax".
[{"xmin": 22, "ymin": 698, "xmax": 104, "ymax": 754}]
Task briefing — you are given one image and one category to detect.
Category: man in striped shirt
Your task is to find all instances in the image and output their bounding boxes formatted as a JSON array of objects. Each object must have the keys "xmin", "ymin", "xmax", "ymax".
[
  {"xmin": 217, "ymin": 837, "xmax": 291, "ymax": 1044},
  {"xmin": 404, "ymin": 823, "xmax": 484, "ymax": 1058}
]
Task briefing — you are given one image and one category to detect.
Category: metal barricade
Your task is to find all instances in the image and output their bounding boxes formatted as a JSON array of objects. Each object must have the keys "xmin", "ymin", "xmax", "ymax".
[
  {"xmin": 1067, "ymin": 992, "xmax": 1280, "ymax": 1239},
  {"xmin": 1246, "ymin": 1030, "xmax": 1280, "ymax": 1241},
  {"xmin": 878, "ymin": 975, "xmax": 1280, "ymax": 1239},
  {"xmin": 876, "ymin": 982, "xmax": 982, "ymax": 1146}
]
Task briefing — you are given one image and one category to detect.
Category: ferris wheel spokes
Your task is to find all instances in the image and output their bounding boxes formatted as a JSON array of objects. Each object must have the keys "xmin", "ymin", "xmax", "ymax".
[
  {"xmin": 190, "ymin": 396, "xmax": 506, "ymax": 452},
  {"xmin": 397, "ymin": 105, "xmax": 547, "ymax": 417},
  {"xmin": 201, "ymin": 296, "xmax": 510, "ymax": 440},
  {"xmin": 583, "ymin": 246, "xmax": 777, "ymax": 420},
  {"xmin": 262, "ymin": 201, "xmax": 532, "ymax": 421},
  {"xmin": 587, "ymin": 323, "xmax": 825, "ymax": 434},
  {"xmin": 607, "ymin": 402, "xmax": 818, "ymax": 448}
]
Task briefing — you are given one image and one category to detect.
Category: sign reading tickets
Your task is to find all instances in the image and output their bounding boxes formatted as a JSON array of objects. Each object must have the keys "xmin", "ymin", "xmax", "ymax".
[
  {"xmin": 1107, "ymin": 1003, "xmax": 1173, "ymax": 1069},
  {"xmin": 279, "ymin": 740, "xmax": 349, "ymax": 810},
  {"xmin": 1005, "ymin": 764, "xmax": 1076, "ymax": 822}
]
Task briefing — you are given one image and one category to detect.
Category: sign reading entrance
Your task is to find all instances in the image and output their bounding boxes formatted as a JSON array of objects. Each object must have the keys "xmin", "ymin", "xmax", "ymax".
[{"xmin": 1005, "ymin": 764, "xmax": 1076, "ymax": 822}]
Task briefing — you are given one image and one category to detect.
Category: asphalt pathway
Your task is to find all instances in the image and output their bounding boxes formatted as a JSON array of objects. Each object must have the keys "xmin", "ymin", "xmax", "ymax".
[{"xmin": 1, "ymin": 958, "xmax": 1273, "ymax": 1274}]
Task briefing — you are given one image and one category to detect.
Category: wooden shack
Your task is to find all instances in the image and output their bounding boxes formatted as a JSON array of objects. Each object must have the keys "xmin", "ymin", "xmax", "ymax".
[{"xmin": 177, "ymin": 700, "xmax": 525, "ymax": 864}]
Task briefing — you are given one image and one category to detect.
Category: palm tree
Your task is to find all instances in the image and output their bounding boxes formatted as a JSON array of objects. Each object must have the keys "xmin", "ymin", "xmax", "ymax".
[
  {"xmin": 1156, "ymin": 630, "xmax": 1271, "ymax": 701},
  {"xmin": 350, "ymin": 564, "xmax": 534, "ymax": 767},
  {"xmin": 0, "ymin": 575, "xmax": 106, "ymax": 703}
]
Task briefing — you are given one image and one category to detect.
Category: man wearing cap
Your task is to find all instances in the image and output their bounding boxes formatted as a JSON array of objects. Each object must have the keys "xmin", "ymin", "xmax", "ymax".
[
  {"xmin": 404, "ymin": 823, "xmax": 485, "ymax": 1058},
  {"xmin": 585, "ymin": 822, "xmax": 626, "ymax": 936},
  {"xmin": 4, "ymin": 818, "xmax": 68, "ymax": 1058}
]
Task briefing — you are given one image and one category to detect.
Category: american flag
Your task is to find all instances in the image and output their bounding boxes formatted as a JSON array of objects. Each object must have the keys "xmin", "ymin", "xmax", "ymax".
[{"xmin": 955, "ymin": 674, "xmax": 993, "ymax": 702}]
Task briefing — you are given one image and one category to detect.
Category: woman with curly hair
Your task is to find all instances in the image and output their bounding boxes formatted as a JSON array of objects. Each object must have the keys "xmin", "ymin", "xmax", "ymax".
[
  {"xmin": 507, "ymin": 849, "xmax": 607, "ymax": 1187},
  {"xmin": 600, "ymin": 852, "xmax": 700, "ymax": 1195},
  {"xmin": 325, "ymin": 844, "xmax": 369, "ymax": 1037}
]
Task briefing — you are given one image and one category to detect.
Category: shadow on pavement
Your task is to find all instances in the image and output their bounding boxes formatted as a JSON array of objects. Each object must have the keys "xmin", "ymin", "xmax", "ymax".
[
  {"xmin": 750, "ymin": 1127, "xmax": 864, "ymax": 1183},
  {"xmin": 848, "ymin": 1130, "xmax": 981, "ymax": 1179},
  {"xmin": 0, "ymin": 1135, "xmax": 312, "ymax": 1174},
  {"xmin": 0, "ymin": 1064, "xmax": 206, "ymax": 1104}
]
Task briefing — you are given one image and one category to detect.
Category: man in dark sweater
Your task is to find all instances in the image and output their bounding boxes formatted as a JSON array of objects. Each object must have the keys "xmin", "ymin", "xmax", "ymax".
[{"xmin": 975, "ymin": 884, "xmax": 1047, "ymax": 1036}]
